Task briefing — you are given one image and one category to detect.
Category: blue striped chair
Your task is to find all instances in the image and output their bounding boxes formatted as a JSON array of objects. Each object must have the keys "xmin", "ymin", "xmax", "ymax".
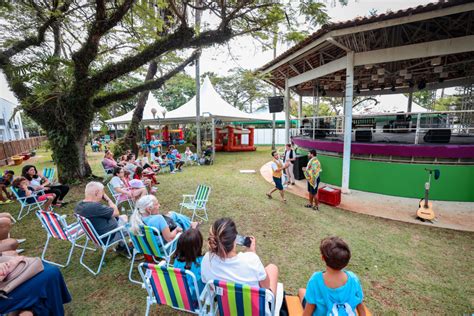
[
  {"xmin": 127, "ymin": 225, "xmax": 181, "ymax": 285},
  {"xmin": 42, "ymin": 167, "xmax": 56, "ymax": 183},
  {"xmin": 36, "ymin": 210, "xmax": 87, "ymax": 268}
]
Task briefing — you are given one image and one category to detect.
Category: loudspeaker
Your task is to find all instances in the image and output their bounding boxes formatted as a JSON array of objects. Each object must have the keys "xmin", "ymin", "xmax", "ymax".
[
  {"xmin": 293, "ymin": 155, "xmax": 309, "ymax": 180},
  {"xmin": 423, "ymin": 129, "xmax": 451, "ymax": 143},
  {"xmin": 268, "ymin": 96, "xmax": 284, "ymax": 113},
  {"xmin": 355, "ymin": 130, "xmax": 372, "ymax": 142}
]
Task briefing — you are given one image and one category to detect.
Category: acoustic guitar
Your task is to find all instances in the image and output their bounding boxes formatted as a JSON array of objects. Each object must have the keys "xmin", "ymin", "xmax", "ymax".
[{"xmin": 416, "ymin": 169, "xmax": 440, "ymax": 222}]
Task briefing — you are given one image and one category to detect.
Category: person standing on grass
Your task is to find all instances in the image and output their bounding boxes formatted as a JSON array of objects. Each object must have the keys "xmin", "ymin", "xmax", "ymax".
[
  {"xmin": 283, "ymin": 143, "xmax": 296, "ymax": 185},
  {"xmin": 303, "ymin": 149, "xmax": 322, "ymax": 211},
  {"xmin": 266, "ymin": 150, "xmax": 289, "ymax": 203}
]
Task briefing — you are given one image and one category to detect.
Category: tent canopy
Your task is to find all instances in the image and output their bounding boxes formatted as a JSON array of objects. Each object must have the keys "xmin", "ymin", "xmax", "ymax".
[
  {"xmin": 106, "ymin": 93, "xmax": 167, "ymax": 124},
  {"xmin": 160, "ymin": 77, "xmax": 261, "ymax": 123}
]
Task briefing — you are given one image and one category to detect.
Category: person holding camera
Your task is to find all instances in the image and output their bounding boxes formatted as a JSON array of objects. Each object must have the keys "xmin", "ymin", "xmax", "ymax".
[
  {"xmin": 266, "ymin": 150, "xmax": 290, "ymax": 202},
  {"xmin": 201, "ymin": 218, "xmax": 279, "ymax": 294},
  {"xmin": 74, "ymin": 182, "xmax": 129, "ymax": 254}
]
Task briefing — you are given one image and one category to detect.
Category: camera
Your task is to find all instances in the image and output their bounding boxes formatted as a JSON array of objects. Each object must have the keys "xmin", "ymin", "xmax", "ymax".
[{"xmin": 236, "ymin": 235, "xmax": 251, "ymax": 247}]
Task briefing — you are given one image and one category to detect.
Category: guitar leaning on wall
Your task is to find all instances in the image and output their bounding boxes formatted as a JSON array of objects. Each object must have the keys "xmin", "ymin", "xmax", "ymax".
[{"xmin": 417, "ymin": 169, "xmax": 440, "ymax": 222}]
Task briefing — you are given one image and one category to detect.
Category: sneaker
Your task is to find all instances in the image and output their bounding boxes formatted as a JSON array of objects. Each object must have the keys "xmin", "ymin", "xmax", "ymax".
[
  {"xmin": 16, "ymin": 239, "xmax": 26, "ymax": 244},
  {"xmin": 16, "ymin": 249, "xmax": 25, "ymax": 254},
  {"xmin": 170, "ymin": 171, "xmax": 176, "ymax": 174}
]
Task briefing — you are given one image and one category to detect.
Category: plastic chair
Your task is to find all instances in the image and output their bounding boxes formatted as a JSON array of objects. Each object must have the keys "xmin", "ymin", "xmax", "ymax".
[
  {"xmin": 74, "ymin": 214, "xmax": 131, "ymax": 276},
  {"xmin": 36, "ymin": 210, "xmax": 92, "ymax": 267},
  {"xmin": 42, "ymin": 167, "xmax": 56, "ymax": 183},
  {"xmin": 10, "ymin": 187, "xmax": 47, "ymax": 220},
  {"xmin": 179, "ymin": 184, "xmax": 211, "ymax": 221},
  {"xmin": 127, "ymin": 225, "xmax": 181, "ymax": 285},
  {"xmin": 206, "ymin": 280, "xmax": 284, "ymax": 316},
  {"xmin": 138, "ymin": 262, "xmax": 208, "ymax": 316}
]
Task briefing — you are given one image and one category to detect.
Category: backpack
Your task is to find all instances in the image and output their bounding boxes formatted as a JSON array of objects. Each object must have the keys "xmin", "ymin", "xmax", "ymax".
[{"xmin": 315, "ymin": 272, "xmax": 358, "ymax": 316}]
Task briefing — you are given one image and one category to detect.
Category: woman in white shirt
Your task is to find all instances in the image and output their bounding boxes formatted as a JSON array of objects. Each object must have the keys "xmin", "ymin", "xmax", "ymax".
[{"xmin": 201, "ymin": 218, "xmax": 279, "ymax": 294}]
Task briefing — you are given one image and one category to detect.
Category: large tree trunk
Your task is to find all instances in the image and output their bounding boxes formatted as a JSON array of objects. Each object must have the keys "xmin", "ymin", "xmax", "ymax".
[{"xmin": 119, "ymin": 61, "xmax": 158, "ymax": 156}]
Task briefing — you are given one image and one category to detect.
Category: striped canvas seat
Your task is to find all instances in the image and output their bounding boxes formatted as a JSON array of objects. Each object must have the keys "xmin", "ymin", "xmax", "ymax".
[
  {"xmin": 42, "ymin": 167, "xmax": 55, "ymax": 183},
  {"xmin": 36, "ymin": 210, "xmax": 86, "ymax": 268},
  {"xmin": 74, "ymin": 213, "xmax": 130, "ymax": 275},
  {"xmin": 211, "ymin": 280, "xmax": 273, "ymax": 316},
  {"xmin": 179, "ymin": 184, "xmax": 211, "ymax": 221},
  {"xmin": 127, "ymin": 225, "xmax": 181, "ymax": 285},
  {"xmin": 138, "ymin": 263, "xmax": 204, "ymax": 316}
]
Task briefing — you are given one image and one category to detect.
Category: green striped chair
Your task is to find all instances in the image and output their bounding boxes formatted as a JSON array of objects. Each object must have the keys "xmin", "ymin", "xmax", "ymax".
[
  {"xmin": 42, "ymin": 167, "xmax": 56, "ymax": 183},
  {"xmin": 208, "ymin": 280, "xmax": 282, "ymax": 316},
  {"xmin": 128, "ymin": 225, "xmax": 181, "ymax": 285},
  {"xmin": 138, "ymin": 262, "xmax": 207, "ymax": 315},
  {"xmin": 179, "ymin": 184, "xmax": 211, "ymax": 221}
]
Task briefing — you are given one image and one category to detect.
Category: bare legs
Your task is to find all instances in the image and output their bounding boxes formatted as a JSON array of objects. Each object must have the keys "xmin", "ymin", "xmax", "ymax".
[{"xmin": 259, "ymin": 264, "xmax": 279, "ymax": 294}]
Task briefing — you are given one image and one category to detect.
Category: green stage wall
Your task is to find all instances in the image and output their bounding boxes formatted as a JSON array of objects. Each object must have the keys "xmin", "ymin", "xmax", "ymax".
[{"xmin": 317, "ymin": 155, "xmax": 474, "ymax": 202}]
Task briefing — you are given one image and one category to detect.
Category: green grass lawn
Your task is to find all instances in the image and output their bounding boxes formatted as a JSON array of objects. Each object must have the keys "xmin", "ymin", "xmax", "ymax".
[{"xmin": 3, "ymin": 146, "xmax": 474, "ymax": 315}]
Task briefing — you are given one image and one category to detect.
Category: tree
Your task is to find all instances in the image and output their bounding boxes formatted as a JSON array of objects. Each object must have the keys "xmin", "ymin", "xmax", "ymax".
[
  {"xmin": 0, "ymin": 1, "xmax": 286, "ymax": 182},
  {"xmin": 153, "ymin": 72, "xmax": 196, "ymax": 111}
]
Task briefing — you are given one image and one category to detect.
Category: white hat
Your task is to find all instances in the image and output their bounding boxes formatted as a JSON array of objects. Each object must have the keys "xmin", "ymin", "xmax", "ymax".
[{"xmin": 129, "ymin": 179, "xmax": 145, "ymax": 189}]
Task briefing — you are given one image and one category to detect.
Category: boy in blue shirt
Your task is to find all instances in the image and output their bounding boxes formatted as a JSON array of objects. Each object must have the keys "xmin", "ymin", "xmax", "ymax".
[{"xmin": 299, "ymin": 236, "xmax": 367, "ymax": 316}]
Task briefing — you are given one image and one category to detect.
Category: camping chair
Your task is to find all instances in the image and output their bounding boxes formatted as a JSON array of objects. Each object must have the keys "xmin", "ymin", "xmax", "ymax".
[
  {"xmin": 74, "ymin": 214, "xmax": 131, "ymax": 276},
  {"xmin": 179, "ymin": 184, "xmax": 211, "ymax": 221},
  {"xmin": 101, "ymin": 162, "xmax": 113, "ymax": 176},
  {"xmin": 106, "ymin": 182, "xmax": 134, "ymax": 214},
  {"xmin": 42, "ymin": 167, "xmax": 56, "ymax": 183},
  {"xmin": 10, "ymin": 187, "xmax": 47, "ymax": 220},
  {"xmin": 127, "ymin": 225, "xmax": 181, "ymax": 285},
  {"xmin": 138, "ymin": 262, "xmax": 209, "ymax": 316},
  {"xmin": 36, "ymin": 210, "xmax": 92, "ymax": 268},
  {"xmin": 206, "ymin": 280, "xmax": 284, "ymax": 316}
]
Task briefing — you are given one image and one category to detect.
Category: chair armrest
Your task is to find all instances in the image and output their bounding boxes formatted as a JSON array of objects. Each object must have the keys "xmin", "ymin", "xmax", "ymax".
[
  {"xmin": 181, "ymin": 194, "xmax": 195, "ymax": 203},
  {"xmin": 98, "ymin": 225, "xmax": 127, "ymax": 239},
  {"xmin": 163, "ymin": 232, "xmax": 182, "ymax": 252}
]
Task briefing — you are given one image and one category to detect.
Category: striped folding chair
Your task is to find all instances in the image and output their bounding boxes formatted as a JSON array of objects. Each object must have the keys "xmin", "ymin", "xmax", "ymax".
[
  {"xmin": 101, "ymin": 162, "xmax": 113, "ymax": 177},
  {"xmin": 179, "ymin": 184, "xmax": 211, "ymax": 221},
  {"xmin": 36, "ymin": 210, "xmax": 90, "ymax": 267},
  {"xmin": 74, "ymin": 213, "xmax": 131, "ymax": 276},
  {"xmin": 106, "ymin": 182, "xmax": 134, "ymax": 213},
  {"xmin": 207, "ymin": 280, "xmax": 284, "ymax": 316},
  {"xmin": 138, "ymin": 262, "xmax": 206, "ymax": 316},
  {"xmin": 127, "ymin": 225, "xmax": 181, "ymax": 285},
  {"xmin": 10, "ymin": 187, "xmax": 47, "ymax": 220},
  {"xmin": 42, "ymin": 167, "xmax": 56, "ymax": 183}
]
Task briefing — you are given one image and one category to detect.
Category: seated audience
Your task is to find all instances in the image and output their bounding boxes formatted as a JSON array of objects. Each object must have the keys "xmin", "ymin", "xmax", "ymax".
[
  {"xmin": 166, "ymin": 148, "xmax": 184, "ymax": 172},
  {"xmin": 102, "ymin": 150, "xmax": 121, "ymax": 172},
  {"xmin": 201, "ymin": 218, "xmax": 279, "ymax": 294},
  {"xmin": 110, "ymin": 167, "xmax": 147, "ymax": 202},
  {"xmin": 173, "ymin": 228, "xmax": 206, "ymax": 297},
  {"xmin": 129, "ymin": 195, "xmax": 198, "ymax": 243},
  {"xmin": 123, "ymin": 154, "xmax": 138, "ymax": 176},
  {"xmin": 158, "ymin": 154, "xmax": 175, "ymax": 174},
  {"xmin": 184, "ymin": 147, "xmax": 198, "ymax": 164},
  {"xmin": 21, "ymin": 165, "xmax": 69, "ymax": 207},
  {"xmin": 0, "ymin": 256, "xmax": 72, "ymax": 315},
  {"xmin": 133, "ymin": 167, "xmax": 156, "ymax": 189},
  {"xmin": 0, "ymin": 170, "xmax": 15, "ymax": 204},
  {"xmin": 12, "ymin": 177, "xmax": 55, "ymax": 211},
  {"xmin": 298, "ymin": 236, "xmax": 367, "ymax": 316},
  {"xmin": 74, "ymin": 182, "xmax": 128, "ymax": 252}
]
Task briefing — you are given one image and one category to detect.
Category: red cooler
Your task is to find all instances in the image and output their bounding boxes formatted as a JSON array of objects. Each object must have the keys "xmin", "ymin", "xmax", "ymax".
[{"xmin": 318, "ymin": 186, "xmax": 341, "ymax": 206}]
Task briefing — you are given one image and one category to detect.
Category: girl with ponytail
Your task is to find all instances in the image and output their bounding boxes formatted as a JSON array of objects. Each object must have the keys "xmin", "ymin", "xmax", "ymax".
[
  {"xmin": 129, "ymin": 195, "xmax": 198, "ymax": 243},
  {"xmin": 201, "ymin": 218, "xmax": 279, "ymax": 294}
]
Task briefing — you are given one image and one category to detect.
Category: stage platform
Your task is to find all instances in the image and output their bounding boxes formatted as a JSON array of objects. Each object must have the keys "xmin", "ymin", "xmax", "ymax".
[{"xmin": 260, "ymin": 162, "xmax": 474, "ymax": 232}]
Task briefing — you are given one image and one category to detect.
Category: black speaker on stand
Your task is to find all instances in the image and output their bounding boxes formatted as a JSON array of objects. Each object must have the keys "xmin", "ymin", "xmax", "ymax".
[
  {"xmin": 293, "ymin": 155, "xmax": 309, "ymax": 180},
  {"xmin": 268, "ymin": 96, "xmax": 284, "ymax": 113}
]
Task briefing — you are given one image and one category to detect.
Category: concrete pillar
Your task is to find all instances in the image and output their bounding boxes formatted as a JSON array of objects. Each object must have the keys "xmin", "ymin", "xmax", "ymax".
[
  {"xmin": 407, "ymin": 91, "xmax": 413, "ymax": 113},
  {"xmin": 341, "ymin": 52, "xmax": 354, "ymax": 194},
  {"xmin": 298, "ymin": 94, "xmax": 302, "ymax": 132},
  {"xmin": 284, "ymin": 77, "xmax": 290, "ymax": 144}
]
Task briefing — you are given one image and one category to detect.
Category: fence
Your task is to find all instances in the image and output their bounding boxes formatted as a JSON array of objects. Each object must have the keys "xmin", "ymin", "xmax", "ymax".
[{"xmin": 0, "ymin": 136, "xmax": 47, "ymax": 166}]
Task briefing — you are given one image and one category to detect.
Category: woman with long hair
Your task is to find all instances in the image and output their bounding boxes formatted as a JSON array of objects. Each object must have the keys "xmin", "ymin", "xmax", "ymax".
[
  {"xmin": 201, "ymin": 218, "xmax": 279, "ymax": 294},
  {"xmin": 21, "ymin": 165, "xmax": 69, "ymax": 207}
]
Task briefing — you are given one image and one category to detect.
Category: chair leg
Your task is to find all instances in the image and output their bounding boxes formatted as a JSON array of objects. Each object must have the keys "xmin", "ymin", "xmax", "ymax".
[
  {"xmin": 128, "ymin": 250, "xmax": 143, "ymax": 285},
  {"xmin": 145, "ymin": 297, "xmax": 152, "ymax": 316},
  {"xmin": 79, "ymin": 238, "xmax": 106, "ymax": 276},
  {"xmin": 41, "ymin": 235, "xmax": 75, "ymax": 268}
]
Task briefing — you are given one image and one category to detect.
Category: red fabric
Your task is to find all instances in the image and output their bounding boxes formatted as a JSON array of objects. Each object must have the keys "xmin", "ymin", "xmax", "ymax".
[{"xmin": 38, "ymin": 193, "xmax": 55, "ymax": 202}]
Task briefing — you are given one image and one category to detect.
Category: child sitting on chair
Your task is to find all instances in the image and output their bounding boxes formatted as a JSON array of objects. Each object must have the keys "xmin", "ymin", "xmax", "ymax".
[
  {"xmin": 12, "ymin": 177, "xmax": 55, "ymax": 211},
  {"xmin": 173, "ymin": 229, "xmax": 206, "ymax": 298},
  {"xmin": 298, "ymin": 236, "xmax": 367, "ymax": 316}
]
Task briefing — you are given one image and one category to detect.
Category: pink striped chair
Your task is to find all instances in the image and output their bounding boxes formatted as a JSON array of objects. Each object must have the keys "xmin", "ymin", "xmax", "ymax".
[
  {"xmin": 74, "ymin": 213, "xmax": 131, "ymax": 276},
  {"xmin": 138, "ymin": 262, "xmax": 208, "ymax": 316},
  {"xmin": 36, "ymin": 210, "xmax": 88, "ymax": 268}
]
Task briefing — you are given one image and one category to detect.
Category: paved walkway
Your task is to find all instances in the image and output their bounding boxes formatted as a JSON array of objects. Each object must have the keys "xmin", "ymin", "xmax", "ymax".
[{"xmin": 260, "ymin": 162, "xmax": 474, "ymax": 232}]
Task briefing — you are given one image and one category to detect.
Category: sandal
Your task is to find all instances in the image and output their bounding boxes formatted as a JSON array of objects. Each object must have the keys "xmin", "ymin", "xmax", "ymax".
[
  {"xmin": 304, "ymin": 204, "xmax": 313, "ymax": 208},
  {"xmin": 266, "ymin": 193, "xmax": 272, "ymax": 199},
  {"xmin": 313, "ymin": 205, "xmax": 319, "ymax": 211}
]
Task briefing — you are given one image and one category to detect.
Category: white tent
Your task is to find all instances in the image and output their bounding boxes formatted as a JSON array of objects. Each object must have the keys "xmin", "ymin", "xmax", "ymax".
[
  {"xmin": 105, "ymin": 92, "xmax": 167, "ymax": 124},
  {"xmin": 161, "ymin": 77, "xmax": 259, "ymax": 123}
]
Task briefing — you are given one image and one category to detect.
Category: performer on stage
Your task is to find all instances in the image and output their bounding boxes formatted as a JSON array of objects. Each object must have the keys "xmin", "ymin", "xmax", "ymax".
[
  {"xmin": 266, "ymin": 150, "xmax": 289, "ymax": 203},
  {"xmin": 303, "ymin": 149, "xmax": 322, "ymax": 210}
]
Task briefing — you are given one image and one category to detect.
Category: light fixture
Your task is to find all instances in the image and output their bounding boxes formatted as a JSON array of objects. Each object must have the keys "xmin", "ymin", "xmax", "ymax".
[
  {"xmin": 361, "ymin": 83, "xmax": 368, "ymax": 89},
  {"xmin": 405, "ymin": 73, "xmax": 412, "ymax": 80},
  {"xmin": 431, "ymin": 57, "xmax": 442, "ymax": 66},
  {"xmin": 151, "ymin": 108, "xmax": 157, "ymax": 119},
  {"xmin": 371, "ymin": 74, "xmax": 378, "ymax": 81},
  {"xmin": 335, "ymin": 75, "xmax": 341, "ymax": 81},
  {"xmin": 440, "ymin": 72, "xmax": 449, "ymax": 78},
  {"xmin": 434, "ymin": 66, "xmax": 443, "ymax": 73},
  {"xmin": 396, "ymin": 78, "xmax": 403, "ymax": 84},
  {"xmin": 378, "ymin": 78, "xmax": 385, "ymax": 84},
  {"xmin": 399, "ymin": 69, "xmax": 407, "ymax": 76},
  {"xmin": 377, "ymin": 68, "xmax": 385, "ymax": 76},
  {"xmin": 364, "ymin": 64, "xmax": 373, "ymax": 70}
]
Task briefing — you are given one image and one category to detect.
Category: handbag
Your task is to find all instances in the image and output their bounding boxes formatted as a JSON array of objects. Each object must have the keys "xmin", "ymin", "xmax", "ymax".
[{"xmin": 0, "ymin": 256, "xmax": 44, "ymax": 297}]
